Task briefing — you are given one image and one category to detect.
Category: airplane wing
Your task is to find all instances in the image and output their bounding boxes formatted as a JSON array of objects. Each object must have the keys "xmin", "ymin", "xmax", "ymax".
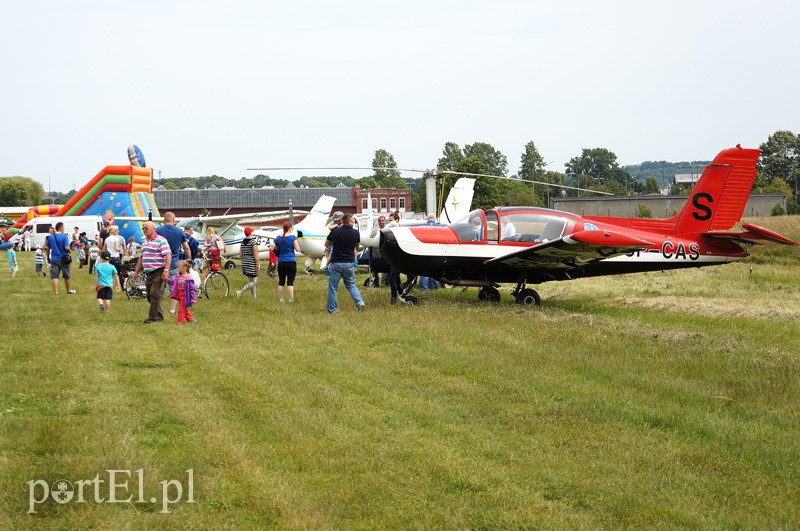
[
  {"xmin": 485, "ymin": 230, "xmax": 653, "ymax": 269},
  {"xmin": 184, "ymin": 210, "xmax": 310, "ymax": 224}
]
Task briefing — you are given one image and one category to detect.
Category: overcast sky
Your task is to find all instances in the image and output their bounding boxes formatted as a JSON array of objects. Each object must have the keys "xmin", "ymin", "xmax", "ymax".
[{"xmin": 1, "ymin": 0, "xmax": 798, "ymax": 192}]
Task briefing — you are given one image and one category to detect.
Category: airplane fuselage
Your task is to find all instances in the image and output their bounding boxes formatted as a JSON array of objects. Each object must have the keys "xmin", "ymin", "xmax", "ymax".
[{"xmin": 379, "ymin": 207, "xmax": 749, "ymax": 287}]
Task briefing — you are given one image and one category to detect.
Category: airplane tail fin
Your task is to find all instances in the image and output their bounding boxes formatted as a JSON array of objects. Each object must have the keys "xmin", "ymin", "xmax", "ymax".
[
  {"xmin": 295, "ymin": 195, "xmax": 336, "ymax": 236},
  {"xmin": 439, "ymin": 177, "xmax": 476, "ymax": 224},
  {"xmin": 673, "ymin": 145, "xmax": 761, "ymax": 237}
]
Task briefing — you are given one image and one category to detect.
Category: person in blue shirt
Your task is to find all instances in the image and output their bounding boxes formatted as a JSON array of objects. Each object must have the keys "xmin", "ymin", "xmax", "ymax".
[
  {"xmin": 271, "ymin": 222, "xmax": 300, "ymax": 303},
  {"xmin": 7, "ymin": 245, "xmax": 18, "ymax": 278},
  {"xmin": 44, "ymin": 222, "xmax": 76, "ymax": 295},
  {"xmin": 94, "ymin": 250, "xmax": 121, "ymax": 313},
  {"xmin": 182, "ymin": 227, "xmax": 202, "ymax": 271},
  {"xmin": 471, "ymin": 216, "xmax": 483, "ymax": 240}
]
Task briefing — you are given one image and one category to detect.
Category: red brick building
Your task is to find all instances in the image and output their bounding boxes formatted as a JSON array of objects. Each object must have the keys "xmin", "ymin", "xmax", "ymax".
[{"xmin": 352, "ymin": 188, "xmax": 412, "ymax": 214}]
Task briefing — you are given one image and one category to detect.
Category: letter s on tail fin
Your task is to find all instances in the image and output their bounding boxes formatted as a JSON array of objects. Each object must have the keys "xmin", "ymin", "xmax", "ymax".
[{"xmin": 674, "ymin": 146, "xmax": 761, "ymax": 237}]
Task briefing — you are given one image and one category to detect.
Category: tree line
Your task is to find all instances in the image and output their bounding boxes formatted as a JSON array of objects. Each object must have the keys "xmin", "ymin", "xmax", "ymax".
[{"xmin": 2, "ymin": 130, "xmax": 798, "ymax": 214}]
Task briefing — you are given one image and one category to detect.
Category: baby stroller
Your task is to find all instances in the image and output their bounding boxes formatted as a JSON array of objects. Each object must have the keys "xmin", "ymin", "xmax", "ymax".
[{"xmin": 123, "ymin": 259, "xmax": 147, "ymax": 300}]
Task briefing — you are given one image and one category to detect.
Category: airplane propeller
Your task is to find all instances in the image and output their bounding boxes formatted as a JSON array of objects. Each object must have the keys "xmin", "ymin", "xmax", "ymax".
[{"xmin": 247, "ymin": 166, "xmax": 612, "ymax": 196}]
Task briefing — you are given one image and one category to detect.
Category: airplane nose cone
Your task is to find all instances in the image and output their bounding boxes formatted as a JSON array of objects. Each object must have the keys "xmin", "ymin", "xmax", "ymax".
[
  {"xmin": 379, "ymin": 228, "xmax": 395, "ymax": 249},
  {"xmin": 378, "ymin": 229, "xmax": 402, "ymax": 269}
]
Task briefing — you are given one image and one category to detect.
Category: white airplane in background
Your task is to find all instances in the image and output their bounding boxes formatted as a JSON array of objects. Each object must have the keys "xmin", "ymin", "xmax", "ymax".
[
  {"xmin": 175, "ymin": 208, "xmax": 310, "ymax": 262},
  {"xmin": 295, "ymin": 177, "xmax": 476, "ymax": 272}
]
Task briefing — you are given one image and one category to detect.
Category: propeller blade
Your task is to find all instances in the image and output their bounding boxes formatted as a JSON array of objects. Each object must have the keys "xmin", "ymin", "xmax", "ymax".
[{"xmin": 438, "ymin": 170, "xmax": 614, "ymax": 196}]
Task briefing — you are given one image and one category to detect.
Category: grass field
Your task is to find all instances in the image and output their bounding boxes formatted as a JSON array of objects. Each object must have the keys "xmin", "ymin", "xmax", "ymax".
[{"xmin": 1, "ymin": 217, "xmax": 799, "ymax": 528}]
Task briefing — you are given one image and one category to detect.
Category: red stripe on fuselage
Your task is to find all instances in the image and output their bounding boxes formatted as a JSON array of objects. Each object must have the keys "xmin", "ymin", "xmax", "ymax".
[{"xmin": 409, "ymin": 225, "xmax": 462, "ymax": 244}]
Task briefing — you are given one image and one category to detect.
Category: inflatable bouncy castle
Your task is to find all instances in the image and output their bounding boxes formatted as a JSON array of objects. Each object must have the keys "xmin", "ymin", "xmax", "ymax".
[{"xmin": 3, "ymin": 146, "xmax": 159, "ymax": 244}]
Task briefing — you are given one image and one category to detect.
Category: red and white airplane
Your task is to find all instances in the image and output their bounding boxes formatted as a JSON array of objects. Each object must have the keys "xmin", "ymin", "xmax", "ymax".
[{"xmin": 379, "ymin": 146, "xmax": 799, "ymax": 305}]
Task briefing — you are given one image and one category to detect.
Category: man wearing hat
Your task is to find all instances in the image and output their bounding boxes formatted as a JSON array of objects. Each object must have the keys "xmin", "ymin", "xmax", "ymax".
[
  {"xmin": 327, "ymin": 211, "xmax": 344, "ymax": 230},
  {"xmin": 322, "ymin": 212, "xmax": 345, "ymax": 269},
  {"xmin": 324, "ymin": 213, "xmax": 365, "ymax": 313},
  {"xmin": 182, "ymin": 226, "xmax": 202, "ymax": 271}
]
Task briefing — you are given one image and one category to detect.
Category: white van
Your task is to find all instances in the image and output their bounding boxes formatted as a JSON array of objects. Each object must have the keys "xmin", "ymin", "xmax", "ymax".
[{"xmin": 25, "ymin": 215, "xmax": 103, "ymax": 250}]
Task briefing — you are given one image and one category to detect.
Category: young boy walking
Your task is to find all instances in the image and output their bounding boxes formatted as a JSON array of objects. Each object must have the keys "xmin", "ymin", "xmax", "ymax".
[
  {"xmin": 95, "ymin": 250, "xmax": 121, "ymax": 313},
  {"xmin": 7, "ymin": 246, "xmax": 18, "ymax": 278},
  {"xmin": 34, "ymin": 245, "xmax": 46, "ymax": 276}
]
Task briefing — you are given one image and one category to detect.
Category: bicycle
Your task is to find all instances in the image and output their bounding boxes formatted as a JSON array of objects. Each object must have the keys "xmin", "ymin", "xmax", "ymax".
[{"xmin": 202, "ymin": 251, "xmax": 230, "ymax": 299}]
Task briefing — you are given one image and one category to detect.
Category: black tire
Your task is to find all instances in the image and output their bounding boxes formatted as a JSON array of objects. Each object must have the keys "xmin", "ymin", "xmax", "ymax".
[
  {"xmin": 203, "ymin": 272, "xmax": 230, "ymax": 299},
  {"xmin": 478, "ymin": 286, "xmax": 501, "ymax": 302},
  {"xmin": 363, "ymin": 276, "xmax": 379, "ymax": 288},
  {"xmin": 224, "ymin": 260, "xmax": 236, "ymax": 270},
  {"xmin": 515, "ymin": 288, "xmax": 541, "ymax": 306},
  {"xmin": 403, "ymin": 295, "xmax": 419, "ymax": 306}
]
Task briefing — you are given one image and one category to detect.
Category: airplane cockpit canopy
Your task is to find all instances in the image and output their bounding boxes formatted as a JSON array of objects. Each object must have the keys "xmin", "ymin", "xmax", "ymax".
[{"xmin": 497, "ymin": 211, "xmax": 572, "ymax": 243}]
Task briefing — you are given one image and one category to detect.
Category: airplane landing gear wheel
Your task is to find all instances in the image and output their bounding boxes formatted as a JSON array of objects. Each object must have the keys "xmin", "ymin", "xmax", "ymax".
[
  {"xmin": 515, "ymin": 288, "xmax": 541, "ymax": 305},
  {"xmin": 364, "ymin": 276, "xmax": 379, "ymax": 288},
  {"xmin": 224, "ymin": 260, "xmax": 236, "ymax": 270},
  {"xmin": 478, "ymin": 286, "xmax": 501, "ymax": 302},
  {"xmin": 403, "ymin": 295, "xmax": 419, "ymax": 306}
]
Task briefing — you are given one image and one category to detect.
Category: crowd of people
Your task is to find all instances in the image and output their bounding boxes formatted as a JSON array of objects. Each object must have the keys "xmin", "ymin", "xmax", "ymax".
[{"xmin": 4, "ymin": 208, "xmax": 438, "ymax": 322}]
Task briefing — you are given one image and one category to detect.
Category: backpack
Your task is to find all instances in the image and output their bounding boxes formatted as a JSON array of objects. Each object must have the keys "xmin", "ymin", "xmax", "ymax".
[{"xmin": 187, "ymin": 236, "xmax": 201, "ymax": 260}]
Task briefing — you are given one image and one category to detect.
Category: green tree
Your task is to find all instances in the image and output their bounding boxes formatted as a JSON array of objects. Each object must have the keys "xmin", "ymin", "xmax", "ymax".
[
  {"xmin": 463, "ymin": 142, "xmax": 508, "ymax": 176},
  {"xmin": 0, "ymin": 176, "xmax": 45, "ymax": 206},
  {"xmin": 564, "ymin": 147, "xmax": 636, "ymax": 196},
  {"xmin": 637, "ymin": 204, "xmax": 652, "ymax": 218},
  {"xmin": 517, "ymin": 141, "xmax": 546, "ymax": 205},
  {"xmin": 519, "ymin": 141, "xmax": 546, "ymax": 182},
  {"xmin": 643, "ymin": 176, "xmax": 661, "ymax": 194},
  {"xmin": 371, "ymin": 149, "xmax": 407, "ymax": 189},
  {"xmin": 434, "ymin": 142, "xmax": 510, "ymax": 210},
  {"xmin": 565, "ymin": 148, "xmax": 620, "ymax": 181},
  {"xmin": 758, "ymin": 130, "xmax": 800, "ymax": 213},
  {"xmin": 437, "ymin": 142, "xmax": 464, "ymax": 171},
  {"xmin": 603, "ymin": 167, "xmax": 636, "ymax": 195},
  {"xmin": 454, "ymin": 157, "xmax": 529, "ymax": 210},
  {"xmin": 772, "ymin": 203, "xmax": 786, "ymax": 216},
  {"xmin": 357, "ymin": 177, "xmax": 379, "ymax": 190}
]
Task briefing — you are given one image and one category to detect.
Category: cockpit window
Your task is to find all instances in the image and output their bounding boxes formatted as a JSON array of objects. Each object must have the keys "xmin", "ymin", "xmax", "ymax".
[
  {"xmin": 451, "ymin": 209, "xmax": 485, "ymax": 242},
  {"xmin": 499, "ymin": 213, "xmax": 568, "ymax": 243},
  {"xmin": 485, "ymin": 210, "xmax": 498, "ymax": 242}
]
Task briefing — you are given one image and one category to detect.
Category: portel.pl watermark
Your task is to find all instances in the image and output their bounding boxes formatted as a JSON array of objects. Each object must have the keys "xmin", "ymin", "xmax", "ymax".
[{"xmin": 27, "ymin": 469, "xmax": 194, "ymax": 514}]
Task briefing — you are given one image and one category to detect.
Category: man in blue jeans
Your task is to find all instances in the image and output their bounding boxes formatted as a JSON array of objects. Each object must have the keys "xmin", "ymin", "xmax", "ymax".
[{"xmin": 324, "ymin": 213, "xmax": 365, "ymax": 314}]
